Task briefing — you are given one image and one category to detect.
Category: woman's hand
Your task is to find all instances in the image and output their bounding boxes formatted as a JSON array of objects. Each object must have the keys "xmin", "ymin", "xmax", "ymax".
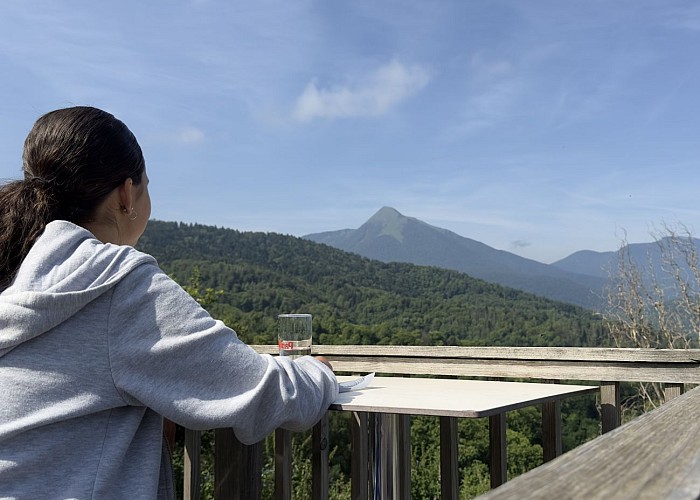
[{"xmin": 314, "ymin": 356, "xmax": 333, "ymax": 371}]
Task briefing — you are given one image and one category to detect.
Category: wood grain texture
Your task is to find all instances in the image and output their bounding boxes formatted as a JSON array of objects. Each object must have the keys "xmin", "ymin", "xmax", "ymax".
[
  {"xmin": 440, "ymin": 416, "xmax": 459, "ymax": 500},
  {"xmin": 252, "ymin": 345, "xmax": 700, "ymax": 363},
  {"xmin": 251, "ymin": 346, "xmax": 700, "ymax": 383},
  {"xmin": 214, "ymin": 429, "xmax": 262, "ymax": 500},
  {"xmin": 600, "ymin": 381, "xmax": 621, "ymax": 434},
  {"xmin": 275, "ymin": 429, "xmax": 292, "ymax": 500},
  {"xmin": 312, "ymin": 414, "xmax": 330, "ymax": 500},
  {"xmin": 184, "ymin": 429, "xmax": 202, "ymax": 500},
  {"xmin": 476, "ymin": 385, "xmax": 700, "ymax": 500}
]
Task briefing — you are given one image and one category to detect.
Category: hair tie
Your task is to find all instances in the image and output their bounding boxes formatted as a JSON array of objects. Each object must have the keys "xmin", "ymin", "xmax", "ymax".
[{"xmin": 25, "ymin": 176, "xmax": 54, "ymax": 192}]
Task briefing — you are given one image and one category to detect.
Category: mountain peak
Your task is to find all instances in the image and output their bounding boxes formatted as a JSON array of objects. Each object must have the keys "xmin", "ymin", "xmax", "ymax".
[
  {"xmin": 365, "ymin": 207, "xmax": 407, "ymax": 241},
  {"xmin": 369, "ymin": 206, "xmax": 403, "ymax": 222}
]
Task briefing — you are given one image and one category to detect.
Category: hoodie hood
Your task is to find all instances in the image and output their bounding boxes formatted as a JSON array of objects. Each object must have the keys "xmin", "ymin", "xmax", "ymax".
[{"xmin": 0, "ymin": 220, "xmax": 156, "ymax": 357}]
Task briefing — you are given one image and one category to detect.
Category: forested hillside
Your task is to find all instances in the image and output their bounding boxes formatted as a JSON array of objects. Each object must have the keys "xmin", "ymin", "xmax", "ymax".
[{"xmin": 137, "ymin": 221, "xmax": 608, "ymax": 348}]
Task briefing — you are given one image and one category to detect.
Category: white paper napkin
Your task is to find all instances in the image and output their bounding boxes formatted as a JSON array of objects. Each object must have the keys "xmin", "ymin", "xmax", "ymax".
[{"xmin": 338, "ymin": 372, "xmax": 375, "ymax": 393}]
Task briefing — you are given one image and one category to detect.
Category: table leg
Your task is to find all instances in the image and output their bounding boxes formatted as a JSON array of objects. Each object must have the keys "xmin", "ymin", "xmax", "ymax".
[
  {"xmin": 351, "ymin": 412, "xmax": 369, "ymax": 500},
  {"xmin": 374, "ymin": 413, "xmax": 411, "ymax": 499},
  {"xmin": 398, "ymin": 414, "xmax": 411, "ymax": 498},
  {"xmin": 488, "ymin": 413, "xmax": 507, "ymax": 488}
]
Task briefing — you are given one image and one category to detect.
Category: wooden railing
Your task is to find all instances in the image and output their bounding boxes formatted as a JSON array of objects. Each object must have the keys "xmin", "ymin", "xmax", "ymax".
[
  {"xmin": 477, "ymin": 384, "xmax": 700, "ymax": 499},
  {"xmin": 180, "ymin": 346, "xmax": 700, "ymax": 499}
]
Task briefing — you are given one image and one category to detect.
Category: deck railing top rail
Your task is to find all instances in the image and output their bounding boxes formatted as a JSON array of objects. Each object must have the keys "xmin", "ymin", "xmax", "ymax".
[{"xmin": 251, "ymin": 345, "xmax": 700, "ymax": 383}]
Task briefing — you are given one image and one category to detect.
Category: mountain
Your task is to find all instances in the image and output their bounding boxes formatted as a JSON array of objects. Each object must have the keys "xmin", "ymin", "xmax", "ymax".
[
  {"xmin": 551, "ymin": 250, "xmax": 613, "ymax": 279},
  {"xmin": 305, "ymin": 207, "xmax": 606, "ymax": 309},
  {"xmin": 136, "ymin": 220, "xmax": 606, "ymax": 348},
  {"xmin": 553, "ymin": 237, "xmax": 700, "ymax": 295}
]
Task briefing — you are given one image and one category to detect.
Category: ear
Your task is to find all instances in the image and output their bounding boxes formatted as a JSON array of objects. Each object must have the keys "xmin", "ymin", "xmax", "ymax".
[{"xmin": 117, "ymin": 178, "xmax": 135, "ymax": 214}]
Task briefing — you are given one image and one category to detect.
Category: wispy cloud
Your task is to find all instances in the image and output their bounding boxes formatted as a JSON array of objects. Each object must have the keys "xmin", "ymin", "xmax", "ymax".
[
  {"xmin": 292, "ymin": 59, "xmax": 431, "ymax": 122},
  {"xmin": 176, "ymin": 126, "xmax": 205, "ymax": 145},
  {"xmin": 665, "ymin": 4, "xmax": 700, "ymax": 31},
  {"xmin": 510, "ymin": 239, "xmax": 531, "ymax": 250}
]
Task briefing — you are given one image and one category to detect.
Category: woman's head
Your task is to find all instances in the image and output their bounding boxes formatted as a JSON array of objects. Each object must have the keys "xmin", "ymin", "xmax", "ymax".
[
  {"xmin": 22, "ymin": 106, "xmax": 145, "ymax": 223},
  {"xmin": 0, "ymin": 106, "xmax": 149, "ymax": 290}
]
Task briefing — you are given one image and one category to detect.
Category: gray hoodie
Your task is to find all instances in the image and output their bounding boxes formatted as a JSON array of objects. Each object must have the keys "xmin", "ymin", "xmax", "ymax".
[{"xmin": 0, "ymin": 220, "xmax": 339, "ymax": 499}]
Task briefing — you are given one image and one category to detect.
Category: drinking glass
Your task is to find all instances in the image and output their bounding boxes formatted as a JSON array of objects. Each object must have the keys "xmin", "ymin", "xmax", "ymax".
[{"xmin": 277, "ymin": 313, "xmax": 312, "ymax": 359}]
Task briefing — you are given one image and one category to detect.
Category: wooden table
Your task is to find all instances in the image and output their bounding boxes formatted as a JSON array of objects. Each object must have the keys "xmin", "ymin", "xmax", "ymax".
[{"xmin": 332, "ymin": 376, "xmax": 598, "ymax": 499}]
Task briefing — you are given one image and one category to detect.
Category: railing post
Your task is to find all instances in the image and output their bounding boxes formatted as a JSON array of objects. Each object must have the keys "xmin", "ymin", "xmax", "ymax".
[
  {"xmin": 664, "ymin": 383, "xmax": 684, "ymax": 402},
  {"xmin": 542, "ymin": 401, "xmax": 562, "ymax": 462},
  {"xmin": 275, "ymin": 429, "xmax": 292, "ymax": 500},
  {"xmin": 600, "ymin": 381, "xmax": 621, "ymax": 433},
  {"xmin": 440, "ymin": 416, "xmax": 459, "ymax": 499},
  {"xmin": 214, "ymin": 428, "xmax": 262, "ymax": 500},
  {"xmin": 489, "ymin": 413, "xmax": 507, "ymax": 488},
  {"xmin": 312, "ymin": 413, "xmax": 330, "ymax": 500},
  {"xmin": 184, "ymin": 429, "xmax": 202, "ymax": 500},
  {"xmin": 351, "ymin": 412, "xmax": 369, "ymax": 500},
  {"xmin": 542, "ymin": 380, "xmax": 562, "ymax": 462}
]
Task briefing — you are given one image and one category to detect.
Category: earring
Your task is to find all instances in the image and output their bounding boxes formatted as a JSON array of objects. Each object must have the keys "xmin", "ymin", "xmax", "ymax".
[{"xmin": 128, "ymin": 208, "xmax": 138, "ymax": 221}]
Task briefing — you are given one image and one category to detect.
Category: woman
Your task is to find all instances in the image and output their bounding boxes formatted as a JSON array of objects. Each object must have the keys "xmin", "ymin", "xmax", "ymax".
[{"xmin": 0, "ymin": 106, "xmax": 338, "ymax": 498}]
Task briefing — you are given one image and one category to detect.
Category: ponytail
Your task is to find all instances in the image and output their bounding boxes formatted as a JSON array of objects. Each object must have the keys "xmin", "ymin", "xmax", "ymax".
[{"xmin": 0, "ymin": 179, "xmax": 59, "ymax": 290}]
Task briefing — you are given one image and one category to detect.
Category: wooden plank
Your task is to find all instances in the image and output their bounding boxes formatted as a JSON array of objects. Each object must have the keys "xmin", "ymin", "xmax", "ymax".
[
  {"xmin": 350, "ymin": 412, "xmax": 369, "ymax": 500},
  {"xmin": 275, "ymin": 429, "xmax": 292, "ymax": 500},
  {"xmin": 489, "ymin": 413, "xmax": 507, "ymax": 489},
  {"xmin": 476, "ymin": 386, "xmax": 700, "ymax": 500},
  {"xmin": 541, "ymin": 400, "xmax": 562, "ymax": 462},
  {"xmin": 311, "ymin": 358, "xmax": 700, "ymax": 383},
  {"xmin": 214, "ymin": 428, "xmax": 235, "ymax": 500},
  {"xmin": 251, "ymin": 345, "xmax": 700, "ymax": 363},
  {"xmin": 184, "ymin": 429, "xmax": 201, "ymax": 500},
  {"xmin": 251, "ymin": 345, "xmax": 700, "ymax": 383},
  {"xmin": 312, "ymin": 414, "xmax": 329, "ymax": 500},
  {"xmin": 600, "ymin": 381, "xmax": 621, "ymax": 433},
  {"xmin": 664, "ymin": 382, "xmax": 684, "ymax": 402},
  {"xmin": 214, "ymin": 429, "xmax": 262, "ymax": 500},
  {"xmin": 440, "ymin": 416, "xmax": 459, "ymax": 500}
]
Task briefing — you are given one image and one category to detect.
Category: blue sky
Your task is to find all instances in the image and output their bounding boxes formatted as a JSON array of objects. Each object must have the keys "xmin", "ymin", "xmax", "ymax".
[{"xmin": 2, "ymin": 1, "xmax": 700, "ymax": 263}]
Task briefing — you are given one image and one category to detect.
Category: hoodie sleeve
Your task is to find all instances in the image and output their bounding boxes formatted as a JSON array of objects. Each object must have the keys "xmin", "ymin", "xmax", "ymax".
[{"xmin": 106, "ymin": 262, "xmax": 339, "ymax": 444}]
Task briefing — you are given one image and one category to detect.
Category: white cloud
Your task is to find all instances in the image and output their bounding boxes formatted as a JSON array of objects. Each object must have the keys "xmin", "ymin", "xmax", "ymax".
[
  {"xmin": 293, "ymin": 59, "xmax": 431, "ymax": 122},
  {"xmin": 176, "ymin": 126, "xmax": 205, "ymax": 145}
]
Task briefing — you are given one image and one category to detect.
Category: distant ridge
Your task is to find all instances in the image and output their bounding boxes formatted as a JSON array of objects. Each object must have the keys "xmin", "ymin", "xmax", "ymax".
[
  {"xmin": 305, "ymin": 207, "xmax": 606, "ymax": 309},
  {"xmin": 551, "ymin": 249, "xmax": 614, "ymax": 279},
  {"xmin": 552, "ymin": 237, "xmax": 700, "ymax": 294}
]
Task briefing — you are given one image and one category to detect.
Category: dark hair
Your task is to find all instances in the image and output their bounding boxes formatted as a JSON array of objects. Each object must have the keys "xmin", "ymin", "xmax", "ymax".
[{"xmin": 0, "ymin": 106, "xmax": 145, "ymax": 290}]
